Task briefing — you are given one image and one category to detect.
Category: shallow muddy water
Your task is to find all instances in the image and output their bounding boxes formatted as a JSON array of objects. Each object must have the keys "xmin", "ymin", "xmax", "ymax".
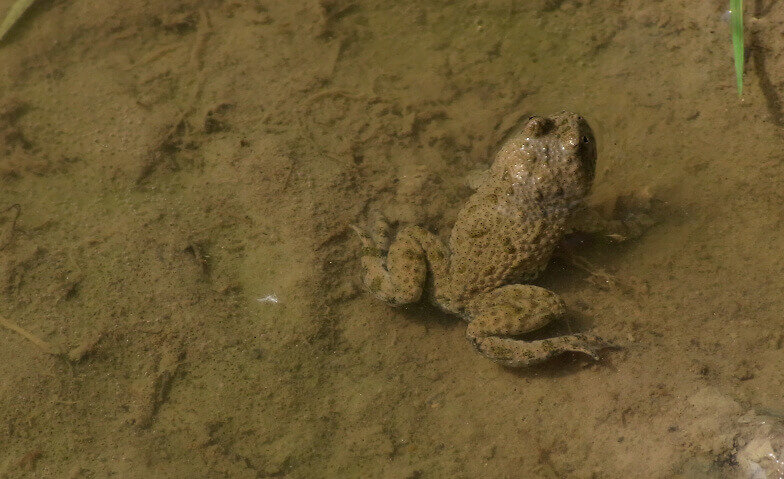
[{"xmin": 1, "ymin": 0, "xmax": 784, "ymax": 477}]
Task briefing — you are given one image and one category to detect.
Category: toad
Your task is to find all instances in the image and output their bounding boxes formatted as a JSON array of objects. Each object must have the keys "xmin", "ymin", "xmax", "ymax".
[{"xmin": 352, "ymin": 112, "xmax": 641, "ymax": 367}]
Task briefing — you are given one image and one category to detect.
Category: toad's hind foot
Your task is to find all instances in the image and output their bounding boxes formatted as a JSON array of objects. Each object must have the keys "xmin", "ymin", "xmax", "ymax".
[
  {"xmin": 350, "ymin": 223, "xmax": 437, "ymax": 306},
  {"xmin": 470, "ymin": 333, "xmax": 614, "ymax": 368}
]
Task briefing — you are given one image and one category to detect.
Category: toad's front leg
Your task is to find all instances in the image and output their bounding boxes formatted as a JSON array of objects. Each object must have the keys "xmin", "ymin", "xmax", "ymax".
[
  {"xmin": 560, "ymin": 202, "xmax": 654, "ymax": 290},
  {"xmin": 465, "ymin": 285, "xmax": 612, "ymax": 367},
  {"xmin": 567, "ymin": 202, "xmax": 654, "ymax": 242}
]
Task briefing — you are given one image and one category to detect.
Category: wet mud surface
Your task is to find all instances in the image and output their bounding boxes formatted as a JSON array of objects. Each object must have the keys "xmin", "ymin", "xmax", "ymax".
[{"xmin": 2, "ymin": 0, "xmax": 784, "ymax": 477}]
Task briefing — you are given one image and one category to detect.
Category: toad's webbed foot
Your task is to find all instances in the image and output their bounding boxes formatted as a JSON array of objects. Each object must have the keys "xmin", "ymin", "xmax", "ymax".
[
  {"xmin": 470, "ymin": 333, "xmax": 613, "ymax": 368},
  {"xmin": 465, "ymin": 284, "xmax": 614, "ymax": 367}
]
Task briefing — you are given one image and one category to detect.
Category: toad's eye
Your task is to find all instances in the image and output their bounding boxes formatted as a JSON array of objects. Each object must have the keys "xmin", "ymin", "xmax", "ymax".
[{"xmin": 582, "ymin": 136, "xmax": 590, "ymax": 143}]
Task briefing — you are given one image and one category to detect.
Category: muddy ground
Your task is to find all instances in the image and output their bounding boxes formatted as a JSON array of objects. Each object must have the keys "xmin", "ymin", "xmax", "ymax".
[{"xmin": 1, "ymin": 0, "xmax": 784, "ymax": 477}]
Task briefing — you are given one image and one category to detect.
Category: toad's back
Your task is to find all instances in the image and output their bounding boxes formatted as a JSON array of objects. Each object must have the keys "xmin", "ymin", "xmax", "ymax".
[{"xmin": 447, "ymin": 181, "xmax": 569, "ymax": 303}]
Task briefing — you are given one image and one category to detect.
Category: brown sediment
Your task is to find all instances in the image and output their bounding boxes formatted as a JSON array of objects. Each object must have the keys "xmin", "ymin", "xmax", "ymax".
[
  {"xmin": 4, "ymin": 0, "xmax": 784, "ymax": 477},
  {"xmin": 0, "ymin": 314, "xmax": 60, "ymax": 357}
]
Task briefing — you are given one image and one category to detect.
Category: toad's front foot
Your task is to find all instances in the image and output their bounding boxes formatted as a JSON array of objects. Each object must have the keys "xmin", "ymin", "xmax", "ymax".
[{"xmin": 568, "ymin": 190, "xmax": 656, "ymax": 242}]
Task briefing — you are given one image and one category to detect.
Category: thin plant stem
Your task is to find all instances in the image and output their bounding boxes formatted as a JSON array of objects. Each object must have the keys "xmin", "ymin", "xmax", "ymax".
[{"xmin": 730, "ymin": 0, "xmax": 744, "ymax": 96}]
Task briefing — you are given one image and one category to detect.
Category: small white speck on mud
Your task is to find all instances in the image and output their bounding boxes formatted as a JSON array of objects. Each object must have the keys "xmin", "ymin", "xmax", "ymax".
[{"xmin": 256, "ymin": 294, "xmax": 280, "ymax": 304}]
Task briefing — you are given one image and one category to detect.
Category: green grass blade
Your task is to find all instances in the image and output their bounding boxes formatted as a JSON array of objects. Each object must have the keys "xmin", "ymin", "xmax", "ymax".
[
  {"xmin": 0, "ymin": 0, "xmax": 38, "ymax": 43},
  {"xmin": 730, "ymin": 0, "xmax": 744, "ymax": 96}
]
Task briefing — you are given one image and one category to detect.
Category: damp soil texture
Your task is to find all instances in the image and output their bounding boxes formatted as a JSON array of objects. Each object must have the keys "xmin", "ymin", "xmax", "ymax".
[{"xmin": 1, "ymin": 0, "xmax": 784, "ymax": 478}]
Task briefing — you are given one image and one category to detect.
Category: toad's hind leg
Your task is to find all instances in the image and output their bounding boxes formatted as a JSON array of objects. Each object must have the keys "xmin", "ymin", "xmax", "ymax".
[
  {"xmin": 465, "ymin": 285, "xmax": 612, "ymax": 367},
  {"xmin": 351, "ymin": 224, "xmax": 450, "ymax": 307}
]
